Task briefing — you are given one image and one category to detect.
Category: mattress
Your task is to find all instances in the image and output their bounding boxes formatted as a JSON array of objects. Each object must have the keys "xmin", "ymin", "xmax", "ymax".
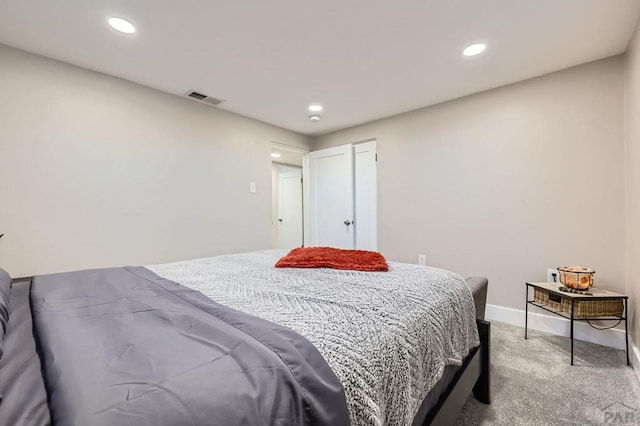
[{"xmin": 149, "ymin": 249, "xmax": 480, "ymax": 426}]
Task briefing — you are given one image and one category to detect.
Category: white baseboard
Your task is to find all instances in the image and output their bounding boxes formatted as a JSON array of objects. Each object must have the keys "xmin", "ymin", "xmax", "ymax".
[{"xmin": 485, "ymin": 303, "xmax": 627, "ymax": 350}]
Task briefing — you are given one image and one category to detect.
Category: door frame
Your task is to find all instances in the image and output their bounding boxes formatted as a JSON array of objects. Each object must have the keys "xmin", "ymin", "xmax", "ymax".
[
  {"xmin": 271, "ymin": 142, "xmax": 309, "ymax": 247},
  {"xmin": 277, "ymin": 167, "xmax": 303, "ymax": 249}
]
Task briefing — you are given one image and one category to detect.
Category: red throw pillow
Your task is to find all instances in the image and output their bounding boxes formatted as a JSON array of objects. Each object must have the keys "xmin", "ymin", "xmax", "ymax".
[{"xmin": 275, "ymin": 247, "xmax": 389, "ymax": 272}]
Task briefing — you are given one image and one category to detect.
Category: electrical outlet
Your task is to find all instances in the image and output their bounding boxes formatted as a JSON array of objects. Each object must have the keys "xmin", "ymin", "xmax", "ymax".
[
  {"xmin": 418, "ymin": 255, "xmax": 426, "ymax": 266},
  {"xmin": 547, "ymin": 268, "xmax": 559, "ymax": 283}
]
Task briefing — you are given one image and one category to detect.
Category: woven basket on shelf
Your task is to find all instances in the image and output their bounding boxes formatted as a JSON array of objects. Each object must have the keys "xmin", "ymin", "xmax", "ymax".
[{"xmin": 533, "ymin": 287, "xmax": 623, "ymax": 318}]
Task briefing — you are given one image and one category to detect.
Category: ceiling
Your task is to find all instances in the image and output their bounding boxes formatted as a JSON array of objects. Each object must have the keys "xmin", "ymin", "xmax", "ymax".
[{"xmin": 0, "ymin": 1, "xmax": 639, "ymax": 136}]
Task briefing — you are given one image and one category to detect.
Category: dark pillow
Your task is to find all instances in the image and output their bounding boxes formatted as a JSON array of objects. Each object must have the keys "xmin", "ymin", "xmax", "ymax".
[{"xmin": 0, "ymin": 268, "xmax": 11, "ymax": 360}]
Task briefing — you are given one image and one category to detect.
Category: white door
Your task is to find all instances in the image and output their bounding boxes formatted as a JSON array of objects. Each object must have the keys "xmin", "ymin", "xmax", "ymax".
[
  {"xmin": 354, "ymin": 141, "xmax": 377, "ymax": 250},
  {"xmin": 277, "ymin": 169, "xmax": 303, "ymax": 249},
  {"xmin": 308, "ymin": 145, "xmax": 354, "ymax": 248}
]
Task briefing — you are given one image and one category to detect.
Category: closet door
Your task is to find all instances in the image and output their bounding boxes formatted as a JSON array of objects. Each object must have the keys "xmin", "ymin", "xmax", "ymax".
[
  {"xmin": 308, "ymin": 144, "xmax": 355, "ymax": 248},
  {"xmin": 307, "ymin": 141, "xmax": 377, "ymax": 250},
  {"xmin": 354, "ymin": 141, "xmax": 377, "ymax": 251}
]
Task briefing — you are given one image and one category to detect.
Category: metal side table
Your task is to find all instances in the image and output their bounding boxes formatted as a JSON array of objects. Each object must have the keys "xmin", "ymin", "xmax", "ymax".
[{"xmin": 525, "ymin": 282, "xmax": 628, "ymax": 366}]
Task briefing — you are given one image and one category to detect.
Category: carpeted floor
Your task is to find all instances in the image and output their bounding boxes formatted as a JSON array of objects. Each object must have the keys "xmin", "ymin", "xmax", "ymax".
[{"xmin": 456, "ymin": 322, "xmax": 640, "ymax": 425}]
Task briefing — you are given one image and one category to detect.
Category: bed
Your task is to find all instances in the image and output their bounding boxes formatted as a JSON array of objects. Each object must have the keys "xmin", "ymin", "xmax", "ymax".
[{"xmin": 0, "ymin": 249, "xmax": 490, "ymax": 426}]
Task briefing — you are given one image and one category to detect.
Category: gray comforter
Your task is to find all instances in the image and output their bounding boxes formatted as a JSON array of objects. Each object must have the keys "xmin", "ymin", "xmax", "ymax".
[
  {"xmin": 149, "ymin": 250, "xmax": 480, "ymax": 426},
  {"xmin": 31, "ymin": 266, "xmax": 349, "ymax": 426}
]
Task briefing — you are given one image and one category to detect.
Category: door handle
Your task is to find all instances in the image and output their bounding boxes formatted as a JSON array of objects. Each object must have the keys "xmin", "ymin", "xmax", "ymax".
[
  {"xmin": 344, "ymin": 220, "xmax": 352, "ymax": 226},
  {"xmin": 278, "ymin": 219, "xmax": 283, "ymax": 222}
]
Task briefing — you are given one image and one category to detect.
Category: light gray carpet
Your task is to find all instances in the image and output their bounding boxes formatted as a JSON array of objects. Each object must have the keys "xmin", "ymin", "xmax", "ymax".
[{"xmin": 456, "ymin": 322, "xmax": 640, "ymax": 425}]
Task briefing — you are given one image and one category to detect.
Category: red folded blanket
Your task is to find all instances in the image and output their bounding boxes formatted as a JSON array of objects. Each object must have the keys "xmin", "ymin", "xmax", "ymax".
[{"xmin": 275, "ymin": 247, "xmax": 389, "ymax": 272}]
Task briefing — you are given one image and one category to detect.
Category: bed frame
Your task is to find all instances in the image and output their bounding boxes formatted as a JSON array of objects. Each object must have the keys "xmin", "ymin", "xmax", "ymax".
[{"xmin": 417, "ymin": 320, "xmax": 491, "ymax": 425}]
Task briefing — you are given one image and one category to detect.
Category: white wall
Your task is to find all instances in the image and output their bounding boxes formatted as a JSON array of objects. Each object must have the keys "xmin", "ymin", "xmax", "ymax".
[
  {"xmin": 0, "ymin": 44, "xmax": 312, "ymax": 277},
  {"xmin": 625, "ymin": 19, "xmax": 640, "ymax": 347},
  {"xmin": 315, "ymin": 57, "xmax": 626, "ymax": 311},
  {"xmin": 0, "ymin": 42, "xmax": 631, "ymax": 334}
]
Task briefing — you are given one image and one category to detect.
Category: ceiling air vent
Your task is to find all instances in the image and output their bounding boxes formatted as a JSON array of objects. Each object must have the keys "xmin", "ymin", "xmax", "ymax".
[{"xmin": 186, "ymin": 91, "xmax": 225, "ymax": 106}]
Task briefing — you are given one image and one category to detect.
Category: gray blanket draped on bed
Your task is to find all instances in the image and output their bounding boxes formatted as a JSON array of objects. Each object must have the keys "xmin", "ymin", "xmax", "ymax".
[
  {"xmin": 31, "ymin": 266, "xmax": 349, "ymax": 426},
  {"xmin": 149, "ymin": 250, "xmax": 480, "ymax": 426}
]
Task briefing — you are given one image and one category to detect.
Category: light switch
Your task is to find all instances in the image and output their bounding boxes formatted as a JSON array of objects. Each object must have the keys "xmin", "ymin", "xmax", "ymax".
[{"xmin": 249, "ymin": 182, "xmax": 257, "ymax": 193}]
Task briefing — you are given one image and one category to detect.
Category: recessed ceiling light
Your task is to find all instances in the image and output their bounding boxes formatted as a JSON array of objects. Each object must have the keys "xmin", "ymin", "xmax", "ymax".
[
  {"xmin": 271, "ymin": 153, "xmax": 281, "ymax": 158},
  {"xmin": 308, "ymin": 104, "xmax": 323, "ymax": 112},
  {"xmin": 108, "ymin": 17, "xmax": 136, "ymax": 34},
  {"xmin": 309, "ymin": 115, "xmax": 322, "ymax": 122},
  {"xmin": 463, "ymin": 43, "xmax": 486, "ymax": 57}
]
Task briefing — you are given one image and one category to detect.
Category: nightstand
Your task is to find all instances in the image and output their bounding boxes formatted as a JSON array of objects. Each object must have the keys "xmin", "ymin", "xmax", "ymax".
[{"xmin": 525, "ymin": 282, "xmax": 628, "ymax": 366}]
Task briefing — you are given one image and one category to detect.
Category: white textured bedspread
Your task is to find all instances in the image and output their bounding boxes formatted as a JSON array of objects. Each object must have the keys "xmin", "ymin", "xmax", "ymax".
[{"xmin": 148, "ymin": 250, "xmax": 479, "ymax": 426}]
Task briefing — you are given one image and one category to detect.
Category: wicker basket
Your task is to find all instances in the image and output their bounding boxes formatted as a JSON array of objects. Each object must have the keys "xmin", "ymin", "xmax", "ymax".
[
  {"xmin": 557, "ymin": 266, "xmax": 595, "ymax": 290},
  {"xmin": 534, "ymin": 287, "xmax": 623, "ymax": 318}
]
